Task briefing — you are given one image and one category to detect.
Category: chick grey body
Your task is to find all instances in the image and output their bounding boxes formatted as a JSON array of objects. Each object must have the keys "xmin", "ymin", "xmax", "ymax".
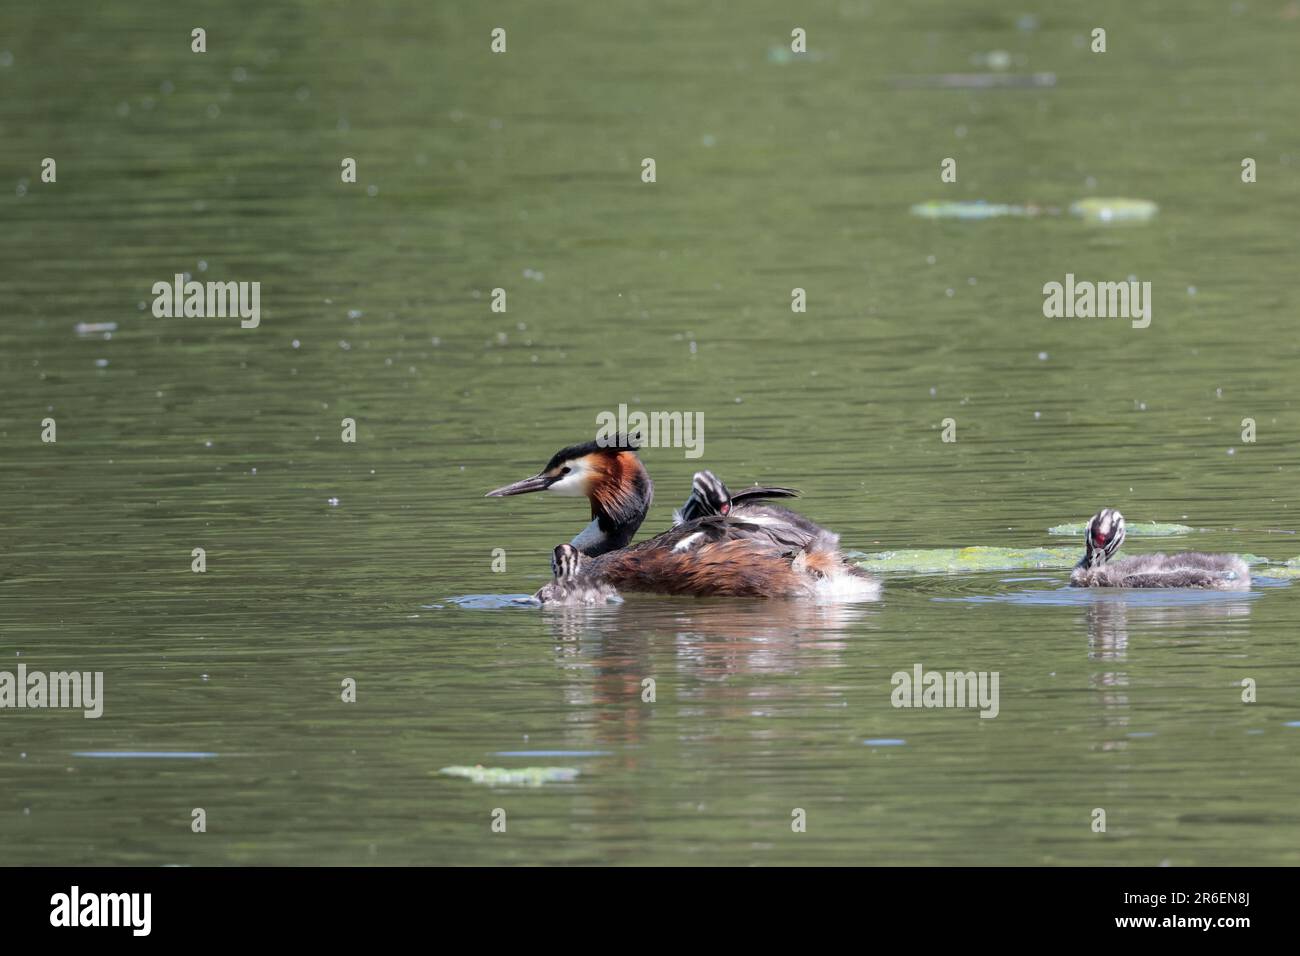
[
  {"xmin": 1070, "ymin": 550, "xmax": 1251, "ymax": 589},
  {"xmin": 530, "ymin": 543, "xmax": 621, "ymax": 606}
]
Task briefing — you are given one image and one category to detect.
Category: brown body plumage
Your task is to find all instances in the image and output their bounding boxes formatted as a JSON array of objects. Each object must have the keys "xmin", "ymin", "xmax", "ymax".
[{"xmin": 587, "ymin": 514, "xmax": 874, "ymax": 598}]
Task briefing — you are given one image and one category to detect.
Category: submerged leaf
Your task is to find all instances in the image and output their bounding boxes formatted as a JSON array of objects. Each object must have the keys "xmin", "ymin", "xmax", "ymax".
[
  {"xmin": 910, "ymin": 200, "xmax": 1044, "ymax": 220},
  {"xmin": 856, "ymin": 546, "xmax": 1273, "ymax": 575},
  {"xmin": 439, "ymin": 765, "xmax": 579, "ymax": 787},
  {"xmin": 1068, "ymin": 197, "xmax": 1158, "ymax": 223},
  {"xmin": 855, "ymin": 546, "xmax": 1078, "ymax": 573},
  {"xmin": 1048, "ymin": 521, "xmax": 1192, "ymax": 536},
  {"xmin": 1258, "ymin": 560, "xmax": 1300, "ymax": 578}
]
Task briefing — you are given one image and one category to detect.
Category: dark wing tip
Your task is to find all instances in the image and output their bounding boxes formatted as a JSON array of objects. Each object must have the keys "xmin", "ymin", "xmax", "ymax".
[{"xmin": 731, "ymin": 485, "xmax": 801, "ymax": 505}]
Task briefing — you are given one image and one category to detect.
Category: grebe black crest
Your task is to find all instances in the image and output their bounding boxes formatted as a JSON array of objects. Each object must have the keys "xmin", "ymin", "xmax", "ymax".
[
  {"xmin": 1069, "ymin": 508, "xmax": 1250, "ymax": 590},
  {"xmin": 488, "ymin": 440, "xmax": 880, "ymax": 600},
  {"xmin": 531, "ymin": 544, "xmax": 621, "ymax": 606}
]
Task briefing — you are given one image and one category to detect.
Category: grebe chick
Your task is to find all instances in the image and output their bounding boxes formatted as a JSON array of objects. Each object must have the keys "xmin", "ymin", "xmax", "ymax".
[
  {"xmin": 531, "ymin": 544, "xmax": 622, "ymax": 606},
  {"xmin": 673, "ymin": 470, "xmax": 799, "ymax": 524},
  {"xmin": 1069, "ymin": 508, "xmax": 1250, "ymax": 590},
  {"xmin": 488, "ymin": 440, "xmax": 880, "ymax": 600}
]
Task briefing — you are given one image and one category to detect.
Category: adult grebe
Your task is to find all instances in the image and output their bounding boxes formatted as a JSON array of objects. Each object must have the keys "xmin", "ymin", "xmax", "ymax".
[
  {"xmin": 1069, "ymin": 508, "xmax": 1251, "ymax": 590},
  {"xmin": 486, "ymin": 439, "xmax": 879, "ymax": 599}
]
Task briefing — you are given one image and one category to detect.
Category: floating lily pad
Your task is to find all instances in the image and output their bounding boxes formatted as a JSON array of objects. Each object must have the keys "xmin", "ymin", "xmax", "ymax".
[
  {"xmin": 439, "ymin": 765, "xmax": 579, "ymax": 787},
  {"xmin": 1048, "ymin": 521, "xmax": 1193, "ymax": 536},
  {"xmin": 856, "ymin": 546, "xmax": 1078, "ymax": 573},
  {"xmin": 1258, "ymin": 560, "xmax": 1300, "ymax": 578},
  {"xmin": 1261, "ymin": 567, "xmax": 1300, "ymax": 578},
  {"xmin": 1068, "ymin": 197, "xmax": 1158, "ymax": 223},
  {"xmin": 857, "ymin": 545, "xmax": 1273, "ymax": 574}
]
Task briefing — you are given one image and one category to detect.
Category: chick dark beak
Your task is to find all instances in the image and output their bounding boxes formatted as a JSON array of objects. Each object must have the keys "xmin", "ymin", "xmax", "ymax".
[{"xmin": 485, "ymin": 473, "xmax": 551, "ymax": 497}]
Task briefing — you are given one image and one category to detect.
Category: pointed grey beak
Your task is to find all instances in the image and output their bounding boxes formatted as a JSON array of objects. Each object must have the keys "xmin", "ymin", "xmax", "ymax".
[{"xmin": 485, "ymin": 473, "xmax": 551, "ymax": 497}]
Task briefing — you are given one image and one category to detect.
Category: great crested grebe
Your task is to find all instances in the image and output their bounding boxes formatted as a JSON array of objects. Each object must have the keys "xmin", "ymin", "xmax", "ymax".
[
  {"xmin": 486, "ymin": 439, "xmax": 880, "ymax": 600},
  {"xmin": 1069, "ymin": 508, "xmax": 1251, "ymax": 590}
]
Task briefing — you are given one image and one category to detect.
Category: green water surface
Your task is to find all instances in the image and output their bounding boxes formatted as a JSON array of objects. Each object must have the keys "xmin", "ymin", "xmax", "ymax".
[{"xmin": 1, "ymin": 1, "xmax": 1298, "ymax": 865}]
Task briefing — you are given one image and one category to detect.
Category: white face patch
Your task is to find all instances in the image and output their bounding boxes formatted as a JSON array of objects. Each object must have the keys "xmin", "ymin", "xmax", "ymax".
[{"xmin": 545, "ymin": 457, "xmax": 592, "ymax": 497}]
